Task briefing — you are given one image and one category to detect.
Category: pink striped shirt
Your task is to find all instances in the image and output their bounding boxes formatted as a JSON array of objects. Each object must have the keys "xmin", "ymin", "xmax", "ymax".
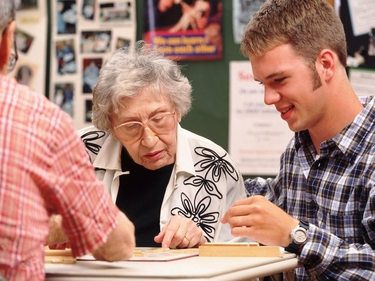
[{"xmin": 0, "ymin": 75, "xmax": 119, "ymax": 281}]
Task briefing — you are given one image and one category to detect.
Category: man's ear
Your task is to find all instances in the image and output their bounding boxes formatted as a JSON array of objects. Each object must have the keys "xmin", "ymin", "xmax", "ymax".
[
  {"xmin": 317, "ymin": 49, "xmax": 335, "ymax": 82},
  {"xmin": 0, "ymin": 21, "xmax": 16, "ymax": 74}
]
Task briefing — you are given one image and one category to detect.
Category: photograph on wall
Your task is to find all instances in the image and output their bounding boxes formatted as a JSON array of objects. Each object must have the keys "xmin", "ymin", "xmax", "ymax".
[
  {"xmin": 116, "ymin": 37, "xmax": 131, "ymax": 48},
  {"xmin": 54, "ymin": 83, "xmax": 75, "ymax": 118},
  {"xmin": 13, "ymin": 59, "xmax": 38, "ymax": 88},
  {"xmin": 55, "ymin": 39, "xmax": 77, "ymax": 75},
  {"xmin": 85, "ymin": 99, "xmax": 93, "ymax": 122},
  {"xmin": 57, "ymin": 0, "xmax": 78, "ymax": 34},
  {"xmin": 81, "ymin": 30, "xmax": 112, "ymax": 53},
  {"xmin": 82, "ymin": 58, "xmax": 102, "ymax": 93},
  {"xmin": 15, "ymin": 28, "xmax": 34, "ymax": 54},
  {"xmin": 144, "ymin": 0, "xmax": 223, "ymax": 61},
  {"xmin": 17, "ymin": 0, "xmax": 38, "ymax": 10},
  {"xmin": 99, "ymin": 1, "xmax": 132, "ymax": 23},
  {"xmin": 82, "ymin": 0, "xmax": 95, "ymax": 20}
]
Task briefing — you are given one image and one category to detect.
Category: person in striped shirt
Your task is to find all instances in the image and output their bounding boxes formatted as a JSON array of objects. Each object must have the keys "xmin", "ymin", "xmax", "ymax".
[
  {"xmin": 0, "ymin": 1, "xmax": 135, "ymax": 280},
  {"xmin": 222, "ymin": 0, "xmax": 375, "ymax": 280}
]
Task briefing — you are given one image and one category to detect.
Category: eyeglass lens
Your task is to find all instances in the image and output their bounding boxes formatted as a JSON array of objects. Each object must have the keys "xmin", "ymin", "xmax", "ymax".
[
  {"xmin": 7, "ymin": 35, "xmax": 18, "ymax": 73},
  {"xmin": 116, "ymin": 112, "xmax": 175, "ymax": 141}
]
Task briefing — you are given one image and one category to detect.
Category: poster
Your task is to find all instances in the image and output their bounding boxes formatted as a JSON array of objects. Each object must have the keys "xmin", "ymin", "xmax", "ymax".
[
  {"xmin": 10, "ymin": 0, "xmax": 47, "ymax": 95},
  {"xmin": 232, "ymin": 0, "xmax": 266, "ymax": 44},
  {"xmin": 50, "ymin": 0, "xmax": 136, "ymax": 130},
  {"xmin": 228, "ymin": 61, "xmax": 294, "ymax": 176},
  {"xmin": 143, "ymin": 0, "xmax": 223, "ymax": 61},
  {"xmin": 347, "ymin": 0, "xmax": 375, "ymax": 37},
  {"xmin": 349, "ymin": 68, "xmax": 375, "ymax": 97}
]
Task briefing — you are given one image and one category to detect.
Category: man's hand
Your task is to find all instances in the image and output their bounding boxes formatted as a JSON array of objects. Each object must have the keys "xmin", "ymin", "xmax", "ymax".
[
  {"xmin": 154, "ymin": 215, "xmax": 207, "ymax": 248},
  {"xmin": 46, "ymin": 214, "xmax": 69, "ymax": 247},
  {"xmin": 221, "ymin": 195, "xmax": 298, "ymax": 247}
]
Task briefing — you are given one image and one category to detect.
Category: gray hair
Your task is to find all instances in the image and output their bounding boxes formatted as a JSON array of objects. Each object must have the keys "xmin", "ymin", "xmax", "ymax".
[
  {"xmin": 92, "ymin": 41, "xmax": 192, "ymax": 131},
  {"xmin": 0, "ymin": 0, "xmax": 15, "ymax": 33}
]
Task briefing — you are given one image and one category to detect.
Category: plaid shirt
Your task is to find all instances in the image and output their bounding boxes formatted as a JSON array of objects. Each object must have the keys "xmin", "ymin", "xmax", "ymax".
[
  {"xmin": 0, "ymin": 75, "xmax": 119, "ymax": 281},
  {"xmin": 245, "ymin": 96, "xmax": 375, "ymax": 280}
]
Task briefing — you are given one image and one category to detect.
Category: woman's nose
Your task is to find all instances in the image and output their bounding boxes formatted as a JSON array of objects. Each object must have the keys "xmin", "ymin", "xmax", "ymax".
[{"xmin": 140, "ymin": 126, "xmax": 158, "ymax": 147}]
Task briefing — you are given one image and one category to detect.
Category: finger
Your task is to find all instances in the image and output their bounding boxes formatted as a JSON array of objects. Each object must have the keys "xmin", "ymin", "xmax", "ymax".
[
  {"xmin": 154, "ymin": 227, "xmax": 166, "ymax": 244},
  {"xmin": 161, "ymin": 222, "xmax": 180, "ymax": 248},
  {"xmin": 176, "ymin": 235, "xmax": 191, "ymax": 249}
]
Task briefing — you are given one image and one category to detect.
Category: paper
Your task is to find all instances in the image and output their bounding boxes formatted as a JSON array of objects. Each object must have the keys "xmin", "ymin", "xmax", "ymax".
[
  {"xmin": 349, "ymin": 68, "xmax": 375, "ymax": 97},
  {"xmin": 77, "ymin": 248, "xmax": 199, "ymax": 262},
  {"xmin": 228, "ymin": 61, "xmax": 294, "ymax": 175},
  {"xmin": 347, "ymin": 0, "xmax": 375, "ymax": 36}
]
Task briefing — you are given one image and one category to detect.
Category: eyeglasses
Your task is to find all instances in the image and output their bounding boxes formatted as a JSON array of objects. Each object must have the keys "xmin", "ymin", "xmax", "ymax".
[
  {"xmin": 114, "ymin": 111, "xmax": 176, "ymax": 142},
  {"xmin": 7, "ymin": 35, "xmax": 18, "ymax": 73},
  {"xmin": 2, "ymin": 20, "xmax": 18, "ymax": 73}
]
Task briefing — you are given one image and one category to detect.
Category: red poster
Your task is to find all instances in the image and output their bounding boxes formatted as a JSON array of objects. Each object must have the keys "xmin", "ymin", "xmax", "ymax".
[{"xmin": 144, "ymin": 0, "xmax": 223, "ymax": 61}]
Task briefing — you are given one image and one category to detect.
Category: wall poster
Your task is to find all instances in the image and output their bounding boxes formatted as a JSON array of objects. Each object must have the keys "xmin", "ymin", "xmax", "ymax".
[
  {"xmin": 50, "ymin": 0, "xmax": 136, "ymax": 130},
  {"xmin": 229, "ymin": 61, "xmax": 294, "ymax": 176},
  {"xmin": 143, "ymin": 0, "xmax": 223, "ymax": 61}
]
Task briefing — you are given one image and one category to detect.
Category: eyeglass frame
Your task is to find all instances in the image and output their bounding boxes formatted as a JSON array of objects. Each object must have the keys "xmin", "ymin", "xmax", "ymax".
[
  {"xmin": 113, "ymin": 110, "xmax": 176, "ymax": 142},
  {"xmin": 2, "ymin": 11, "xmax": 18, "ymax": 73}
]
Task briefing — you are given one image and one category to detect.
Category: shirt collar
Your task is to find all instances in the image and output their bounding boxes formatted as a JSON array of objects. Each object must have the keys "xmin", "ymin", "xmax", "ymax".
[
  {"xmin": 295, "ymin": 96, "xmax": 375, "ymax": 163},
  {"xmin": 93, "ymin": 133, "xmax": 123, "ymax": 170},
  {"xmin": 175, "ymin": 124, "xmax": 196, "ymax": 176}
]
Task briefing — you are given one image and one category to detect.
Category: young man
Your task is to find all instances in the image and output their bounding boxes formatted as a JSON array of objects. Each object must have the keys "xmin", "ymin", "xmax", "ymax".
[
  {"xmin": 0, "ymin": 1, "xmax": 135, "ymax": 280},
  {"xmin": 222, "ymin": 0, "xmax": 375, "ymax": 280}
]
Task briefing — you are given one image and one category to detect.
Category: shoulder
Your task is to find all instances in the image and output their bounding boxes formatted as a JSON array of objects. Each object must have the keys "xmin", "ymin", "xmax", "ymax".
[
  {"xmin": 77, "ymin": 126, "xmax": 110, "ymax": 160},
  {"xmin": 1, "ymin": 76, "xmax": 74, "ymax": 135}
]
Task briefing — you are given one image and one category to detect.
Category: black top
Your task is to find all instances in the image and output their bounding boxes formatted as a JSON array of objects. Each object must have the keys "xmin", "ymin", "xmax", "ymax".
[{"xmin": 116, "ymin": 148, "xmax": 174, "ymax": 247}]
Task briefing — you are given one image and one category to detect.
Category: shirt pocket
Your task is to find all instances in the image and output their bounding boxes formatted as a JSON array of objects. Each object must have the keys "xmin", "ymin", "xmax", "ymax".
[{"xmin": 321, "ymin": 211, "xmax": 363, "ymax": 244}]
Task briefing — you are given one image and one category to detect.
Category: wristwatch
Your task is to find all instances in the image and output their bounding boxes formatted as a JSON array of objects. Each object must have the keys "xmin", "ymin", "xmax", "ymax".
[{"xmin": 285, "ymin": 220, "xmax": 309, "ymax": 255}]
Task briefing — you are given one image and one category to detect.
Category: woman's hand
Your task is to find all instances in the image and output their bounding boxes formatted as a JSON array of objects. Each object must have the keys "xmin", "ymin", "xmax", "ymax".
[{"xmin": 154, "ymin": 215, "xmax": 207, "ymax": 248}]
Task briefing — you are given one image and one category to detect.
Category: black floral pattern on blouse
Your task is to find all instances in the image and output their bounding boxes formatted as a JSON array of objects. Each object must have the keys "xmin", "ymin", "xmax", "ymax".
[
  {"xmin": 80, "ymin": 132, "xmax": 240, "ymax": 242},
  {"xmin": 172, "ymin": 147, "xmax": 240, "ymax": 241}
]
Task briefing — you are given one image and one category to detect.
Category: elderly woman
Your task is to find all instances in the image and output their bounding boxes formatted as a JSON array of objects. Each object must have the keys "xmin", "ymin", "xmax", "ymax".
[{"xmin": 78, "ymin": 41, "xmax": 246, "ymax": 248}]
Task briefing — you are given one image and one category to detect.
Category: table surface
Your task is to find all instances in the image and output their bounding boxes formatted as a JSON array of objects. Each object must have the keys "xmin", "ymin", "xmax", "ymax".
[{"xmin": 45, "ymin": 253, "xmax": 299, "ymax": 281}]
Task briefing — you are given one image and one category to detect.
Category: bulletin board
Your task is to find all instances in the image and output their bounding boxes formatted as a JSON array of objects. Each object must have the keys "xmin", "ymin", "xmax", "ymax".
[
  {"xmin": 340, "ymin": 0, "xmax": 375, "ymax": 69},
  {"xmin": 48, "ymin": 0, "xmax": 136, "ymax": 130},
  {"xmin": 11, "ymin": 0, "xmax": 48, "ymax": 95}
]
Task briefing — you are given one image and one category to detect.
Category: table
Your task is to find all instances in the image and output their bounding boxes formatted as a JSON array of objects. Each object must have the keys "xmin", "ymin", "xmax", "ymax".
[{"xmin": 45, "ymin": 253, "xmax": 299, "ymax": 281}]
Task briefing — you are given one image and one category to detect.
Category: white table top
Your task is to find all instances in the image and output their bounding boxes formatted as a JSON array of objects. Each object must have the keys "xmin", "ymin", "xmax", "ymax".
[{"xmin": 45, "ymin": 254, "xmax": 299, "ymax": 281}]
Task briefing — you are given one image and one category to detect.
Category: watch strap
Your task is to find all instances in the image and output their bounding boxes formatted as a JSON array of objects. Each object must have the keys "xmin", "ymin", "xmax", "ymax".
[{"xmin": 285, "ymin": 220, "xmax": 309, "ymax": 255}]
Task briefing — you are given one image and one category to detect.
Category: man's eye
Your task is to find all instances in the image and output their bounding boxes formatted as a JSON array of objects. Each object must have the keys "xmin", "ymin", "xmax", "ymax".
[{"xmin": 275, "ymin": 78, "xmax": 285, "ymax": 83}]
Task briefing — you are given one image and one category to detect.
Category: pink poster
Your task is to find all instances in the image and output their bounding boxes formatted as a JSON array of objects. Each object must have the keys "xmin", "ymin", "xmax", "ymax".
[{"xmin": 144, "ymin": 0, "xmax": 223, "ymax": 61}]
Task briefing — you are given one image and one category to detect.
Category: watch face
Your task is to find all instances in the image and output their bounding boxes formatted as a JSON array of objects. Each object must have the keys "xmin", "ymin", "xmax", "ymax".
[{"xmin": 294, "ymin": 229, "xmax": 307, "ymax": 244}]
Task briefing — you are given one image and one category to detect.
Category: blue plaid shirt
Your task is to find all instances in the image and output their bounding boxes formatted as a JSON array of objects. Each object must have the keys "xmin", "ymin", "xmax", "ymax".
[{"xmin": 245, "ymin": 96, "xmax": 375, "ymax": 280}]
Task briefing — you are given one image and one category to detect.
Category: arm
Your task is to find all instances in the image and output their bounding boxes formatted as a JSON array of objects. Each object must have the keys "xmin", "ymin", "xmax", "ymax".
[
  {"xmin": 92, "ymin": 211, "xmax": 135, "ymax": 261},
  {"xmin": 41, "ymin": 109, "xmax": 135, "ymax": 260},
  {"xmin": 300, "ymin": 223, "xmax": 375, "ymax": 280}
]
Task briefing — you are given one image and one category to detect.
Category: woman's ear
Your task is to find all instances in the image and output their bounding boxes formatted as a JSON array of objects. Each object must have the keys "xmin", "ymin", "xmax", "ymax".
[{"xmin": 176, "ymin": 112, "xmax": 182, "ymax": 123}]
